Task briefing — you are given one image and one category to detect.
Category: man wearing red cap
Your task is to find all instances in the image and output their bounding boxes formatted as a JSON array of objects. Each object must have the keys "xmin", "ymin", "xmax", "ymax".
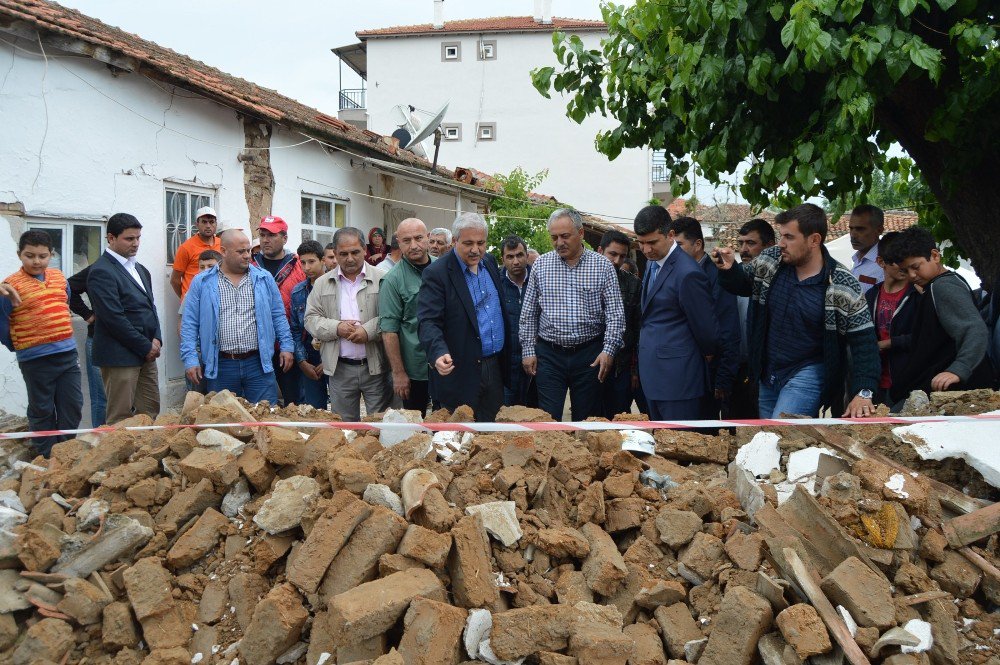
[{"xmin": 252, "ymin": 216, "xmax": 306, "ymax": 405}]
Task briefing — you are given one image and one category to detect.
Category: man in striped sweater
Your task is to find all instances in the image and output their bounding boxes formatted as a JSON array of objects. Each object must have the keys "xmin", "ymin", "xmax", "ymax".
[
  {"xmin": 713, "ymin": 203, "xmax": 880, "ymax": 419},
  {"xmin": 0, "ymin": 230, "xmax": 83, "ymax": 456}
]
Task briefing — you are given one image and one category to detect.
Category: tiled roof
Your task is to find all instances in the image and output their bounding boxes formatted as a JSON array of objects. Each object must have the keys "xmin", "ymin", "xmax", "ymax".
[
  {"xmin": 0, "ymin": 0, "xmax": 467, "ymax": 178},
  {"xmin": 827, "ymin": 210, "xmax": 918, "ymax": 238},
  {"xmin": 358, "ymin": 16, "xmax": 606, "ymax": 39}
]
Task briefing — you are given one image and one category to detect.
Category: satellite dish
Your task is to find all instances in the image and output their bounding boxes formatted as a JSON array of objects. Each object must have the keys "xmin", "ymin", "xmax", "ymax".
[
  {"xmin": 391, "ymin": 128, "xmax": 412, "ymax": 146},
  {"xmin": 404, "ymin": 102, "xmax": 449, "ymax": 149}
]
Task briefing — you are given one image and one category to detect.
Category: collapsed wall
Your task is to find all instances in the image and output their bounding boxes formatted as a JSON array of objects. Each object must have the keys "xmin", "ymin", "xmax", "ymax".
[{"xmin": 1, "ymin": 389, "xmax": 999, "ymax": 665}]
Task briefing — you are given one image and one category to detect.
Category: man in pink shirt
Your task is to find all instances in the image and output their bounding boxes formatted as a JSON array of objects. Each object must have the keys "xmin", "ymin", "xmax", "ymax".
[{"xmin": 304, "ymin": 227, "xmax": 391, "ymax": 421}]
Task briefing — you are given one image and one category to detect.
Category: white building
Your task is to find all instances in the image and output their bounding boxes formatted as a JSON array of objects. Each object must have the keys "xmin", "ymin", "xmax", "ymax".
[
  {"xmin": 0, "ymin": 0, "xmax": 493, "ymax": 422},
  {"xmin": 334, "ymin": 3, "xmax": 655, "ymax": 224}
]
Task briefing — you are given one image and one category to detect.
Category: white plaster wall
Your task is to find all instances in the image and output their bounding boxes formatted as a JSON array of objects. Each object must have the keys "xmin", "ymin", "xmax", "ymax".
[
  {"xmin": 0, "ymin": 40, "xmax": 477, "ymax": 420},
  {"xmin": 365, "ymin": 31, "xmax": 651, "ymax": 223}
]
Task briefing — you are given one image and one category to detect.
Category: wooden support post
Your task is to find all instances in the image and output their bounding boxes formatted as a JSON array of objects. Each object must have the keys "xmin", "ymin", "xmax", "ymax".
[{"xmin": 942, "ymin": 501, "xmax": 1000, "ymax": 548}]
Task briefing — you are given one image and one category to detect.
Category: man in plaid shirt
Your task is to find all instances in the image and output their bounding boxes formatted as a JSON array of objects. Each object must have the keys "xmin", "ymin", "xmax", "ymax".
[{"xmin": 519, "ymin": 209, "xmax": 625, "ymax": 420}]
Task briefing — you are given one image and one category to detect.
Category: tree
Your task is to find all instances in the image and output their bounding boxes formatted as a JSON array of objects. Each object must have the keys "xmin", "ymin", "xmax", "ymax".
[
  {"xmin": 486, "ymin": 167, "xmax": 556, "ymax": 259},
  {"xmin": 532, "ymin": 0, "xmax": 999, "ymax": 288}
]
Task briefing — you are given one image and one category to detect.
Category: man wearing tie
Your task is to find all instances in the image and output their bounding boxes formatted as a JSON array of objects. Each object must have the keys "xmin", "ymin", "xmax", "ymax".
[
  {"xmin": 633, "ymin": 205, "xmax": 718, "ymax": 420},
  {"xmin": 87, "ymin": 213, "xmax": 162, "ymax": 423}
]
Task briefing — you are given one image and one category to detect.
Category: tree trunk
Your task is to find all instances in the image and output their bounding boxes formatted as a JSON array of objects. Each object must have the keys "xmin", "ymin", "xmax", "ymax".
[{"xmin": 877, "ymin": 80, "xmax": 1000, "ymax": 293}]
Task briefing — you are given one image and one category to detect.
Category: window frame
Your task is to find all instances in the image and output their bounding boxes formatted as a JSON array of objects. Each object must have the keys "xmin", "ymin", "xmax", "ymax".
[
  {"xmin": 441, "ymin": 123, "xmax": 462, "ymax": 141},
  {"xmin": 476, "ymin": 122, "xmax": 497, "ymax": 141},
  {"xmin": 164, "ymin": 182, "xmax": 217, "ymax": 265},
  {"xmin": 25, "ymin": 219, "xmax": 105, "ymax": 277},
  {"xmin": 478, "ymin": 39, "xmax": 497, "ymax": 60},
  {"xmin": 300, "ymin": 193, "xmax": 349, "ymax": 248},
  {"xmin": 441, "ymin": 41, "xmax": 461, "ymax": 61}
]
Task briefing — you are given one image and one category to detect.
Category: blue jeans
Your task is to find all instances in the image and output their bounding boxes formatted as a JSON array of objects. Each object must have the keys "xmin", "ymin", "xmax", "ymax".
[
  {"xmin": 208, "ymin": 355, "xmax": 278, "ymax": 405},
  {"xmin": 301, "ymin": 374, "xmax": 329, "ymax": 410},
  {"xmin": 758, "ymin": 363, "xmax": 825, "ymax": 419},
  {"xmin": 85, "ymin": 336, "xmax": 107, "ymax": 427}
]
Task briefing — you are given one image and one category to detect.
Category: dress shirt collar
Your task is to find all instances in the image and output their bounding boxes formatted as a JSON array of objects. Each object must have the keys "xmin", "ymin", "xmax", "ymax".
[
  {"xmin": 107, "ymin": 248, "xmax": 137, "ymax": 269},
  {"xmin": 654, "ymin": 240, "xmax": 677, "ymax": 268},
  {"xmin": 336, "ymin": 264, "xmax": 367, "ymax": 284},
  {"xmin": 852, "ymin": 242, "xmax": 879, "ymax": 268}
]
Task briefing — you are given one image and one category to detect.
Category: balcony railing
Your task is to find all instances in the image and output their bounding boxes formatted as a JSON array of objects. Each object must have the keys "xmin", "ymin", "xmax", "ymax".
[
  {"xmin": 651, "ymin": 152, "xmax": 669, "ymax": 183},
  {"xmin": 339, "ymin": 88, "xmax": 366, "ymax": 111}
]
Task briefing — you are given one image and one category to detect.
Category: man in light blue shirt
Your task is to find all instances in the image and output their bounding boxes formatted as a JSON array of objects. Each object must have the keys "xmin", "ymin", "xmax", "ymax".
[{"xmin": 849, "ymin": 204, "xmax": 885, "ymax": 293}]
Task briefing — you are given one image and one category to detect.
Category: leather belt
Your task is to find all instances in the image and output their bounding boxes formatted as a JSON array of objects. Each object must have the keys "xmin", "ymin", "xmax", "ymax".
[
  {"xmin": 539, "ymin": 337, "xmax": 602, "ymax": 353},
  {"xmin": 338, "ymin": 357, "xmax": 368, "ymax": 366},
  {"xmin": 220, "ymin": 350, "xmax": 258, "ymax": 360}
]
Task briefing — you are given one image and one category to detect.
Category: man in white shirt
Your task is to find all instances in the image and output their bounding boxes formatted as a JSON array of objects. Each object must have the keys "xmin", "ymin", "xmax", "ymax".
[
  {"xmin": 849, "ymin": 204, "xmax": 885, "ymax": 293},
  {"xmin": 87, "ymin": 213, "xmax": 161, "ymax": 424}
]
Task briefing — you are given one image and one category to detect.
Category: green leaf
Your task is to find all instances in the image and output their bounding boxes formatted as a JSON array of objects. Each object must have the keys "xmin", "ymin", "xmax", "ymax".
[
  {"xmin": 935, "ymin": 0, "xmax": 957, "ymax": 8},
  {"xmin": 780, "ymin": 20, "xmax": 797, "ymax": 48},
  {"xmin": 899, "ymin": 0, "xmax": 919, "ymax": 16},
  {"xmin": 531, "ymin": 67, "xmax": 555, "ymax": 98},
  {"xmin": 908, "ymin": 41, "xmax": 942, "ymax": 81},
  {"xmin": 769, "ymin": 3, "xmax": 784, "ymax": 20},
  {"xmin": 796, "ymin": 142, "xmax": 814, "ymax": 163}
]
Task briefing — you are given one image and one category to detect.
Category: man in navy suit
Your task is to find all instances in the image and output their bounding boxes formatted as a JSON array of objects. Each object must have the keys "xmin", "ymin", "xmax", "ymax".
[
  {"xmin": 418, "ymin": 212, "xmax": 510, "ymax": 422},
  {"xmin": 634, "ymin": 205, "xmax": 719, "ymax": 420},
  {"xmin": 88, "ymin": 213, "xmax": 162, "ymax": 424}
]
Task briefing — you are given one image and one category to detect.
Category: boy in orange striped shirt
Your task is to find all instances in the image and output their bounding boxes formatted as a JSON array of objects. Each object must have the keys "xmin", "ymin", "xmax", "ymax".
[{"xmin": 0, "ymin": 230, "xmax": 83, "ymax": 456}]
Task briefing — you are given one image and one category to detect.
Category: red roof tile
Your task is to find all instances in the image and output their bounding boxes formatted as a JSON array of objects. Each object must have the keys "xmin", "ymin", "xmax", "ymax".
[
  {"xmin": 827, "ymin": 210, "xmax": 918, "ymax": 239},
  {"xmin": 358, "ymin": 16, "xmax": 606, "ymax": 39},
  {"xmin": 0, "ymin": 0, "xmax": 469, "ymax": 179}
]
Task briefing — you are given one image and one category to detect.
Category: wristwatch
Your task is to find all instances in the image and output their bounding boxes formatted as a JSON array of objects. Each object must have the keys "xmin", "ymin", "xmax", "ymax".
[{"xmin": 858, "ymin": 389, "xmax": 873, "ymax": 400}]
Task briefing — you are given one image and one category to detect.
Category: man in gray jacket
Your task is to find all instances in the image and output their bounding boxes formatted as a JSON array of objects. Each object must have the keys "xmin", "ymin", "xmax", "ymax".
[{"xmin": 305, "ymin": 227, "xmax": 390, "ymax": 421}]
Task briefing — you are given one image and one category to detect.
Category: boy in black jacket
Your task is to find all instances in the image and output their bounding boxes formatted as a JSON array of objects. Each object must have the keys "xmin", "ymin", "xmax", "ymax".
[
  {"xmin": 864, "ymin": 232, "xmax": 919, "ymax": 407},
  {"xmin": 884, "ymin": 227, "xmax": 994, "ymax": 403}
]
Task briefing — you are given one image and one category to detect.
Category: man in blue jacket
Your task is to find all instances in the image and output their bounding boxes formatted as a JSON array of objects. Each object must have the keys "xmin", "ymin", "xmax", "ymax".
[{"xmin": 181, "ymin": 230, "xmax": 294, "ymax": 404}]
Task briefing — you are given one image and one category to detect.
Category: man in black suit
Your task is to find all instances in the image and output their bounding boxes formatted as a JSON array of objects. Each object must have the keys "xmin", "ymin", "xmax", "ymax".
[
  {"xmin": 87, "ymin": 213, "xmax": 161, "ymax": 424},
  {"xmin": 418, "ymin": 212, "xmax": 510, "ymax": 422}
]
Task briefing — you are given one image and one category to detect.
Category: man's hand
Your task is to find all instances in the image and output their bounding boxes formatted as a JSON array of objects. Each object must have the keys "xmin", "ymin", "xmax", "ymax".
[
  {"xmin": 435, "ymin": 354, "xmax": 455, "ymax": 376},
  {"xmin": 711, "ymin": 247, "xmax": 736, "ymax": 270},
  {"xmin": 279, "ymin": 351, "xmax": 294, "ymax": 372},
  {"xmin": 877, "ymin": 339, "xmax": 892, "ymax": 351},
  {"xmin": 86, "ymin": 314, "xmax": 96, "ymax": 324},
  {"xmin": 931, "ymin": 371, "xmax": 961, "ymax": 392},
  {"xmin": 392, "ymin": 371, "xmax": 411, "ymax": 400},
  {"xmin": 299, "ymin": 360, "xmax": 320, "ymax": 381},
  {"xmin": 337, "ymin": 321, "xmax": 357, "ymax": 338},
  {"xmin": 522, "ymin": 356, "xmax": 537, "ymax": 376},
  {"xmin": 146, "ymin": 339, "xmax": 162, "ymax": 362},
  {"xmin": 0, "ymin": 283, "xmax": 21, "ymax": 307},
  {"xmin": 842, "ymin": 395, "xmax": 875, "ymax": 418},
  {"xmin": 347, "ymin": 326, "xmax": 369, "ymax": 345},
  {"xmin": 591, "ymin": 352, "xmax": 614, "ymax": 383},
  {"xmin": 185, "ymin": 366, "xmax": 203, "ymax": 384}
]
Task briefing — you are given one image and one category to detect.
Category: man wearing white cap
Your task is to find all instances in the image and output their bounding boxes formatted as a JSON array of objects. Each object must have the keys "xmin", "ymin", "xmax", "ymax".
[{"xmin": 170, "ymin": 206, "xmax": 221, "ymax": 301}]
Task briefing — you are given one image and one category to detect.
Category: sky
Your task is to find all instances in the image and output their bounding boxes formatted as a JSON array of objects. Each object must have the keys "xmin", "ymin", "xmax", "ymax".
[{"xmin": 59, "ymin": 0, "xmax": 608, "ymax": 113}]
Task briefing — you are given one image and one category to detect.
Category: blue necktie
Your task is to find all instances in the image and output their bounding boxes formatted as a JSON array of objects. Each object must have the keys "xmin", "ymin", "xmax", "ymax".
[{"xmin": 644, "ymin": 261, "xmax": 660, "ymax": 301}]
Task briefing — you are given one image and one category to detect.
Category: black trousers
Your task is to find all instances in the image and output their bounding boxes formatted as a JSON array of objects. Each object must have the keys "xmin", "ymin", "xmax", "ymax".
[
  {"xmin": 536, "ymin": 337, "xmax": 603, "ymax": 421},
  {"xmin": 271, "ymin": 349, "xmax": 301, "ymax": 406},
  {"xmin": 403, "ymin": 379, "xmax": 430, "ymax": 416},
  {"xmin": 728, "ymin": 362, "xmax": 760, "ymax": 419},
  {"xmin": 440, "ymin": 355, "xmax": 503, "ymax": 422},
  {"xmin": 20, "ymin": 350, "xmax": 83, "ymax": 457}
]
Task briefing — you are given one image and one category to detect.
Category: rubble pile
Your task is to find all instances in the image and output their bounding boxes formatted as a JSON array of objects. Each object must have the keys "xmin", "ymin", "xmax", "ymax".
[{"xmin": 1, "ymin": 389, "xmax": 999, "ymax": 665}]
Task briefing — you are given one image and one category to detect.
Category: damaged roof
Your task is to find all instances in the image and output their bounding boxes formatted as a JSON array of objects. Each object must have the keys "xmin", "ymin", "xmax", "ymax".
[
  {"xmin": 0, "ymin": 0, "xmax": 477, "ymax": 182},
  {"xmin": 357, "ymin": 16, "xmax": 606, "ymax": 39}
]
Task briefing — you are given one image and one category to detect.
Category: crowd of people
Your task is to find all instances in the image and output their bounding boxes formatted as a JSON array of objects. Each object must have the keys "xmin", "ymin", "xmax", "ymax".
[{"xmin": 1, "ymin": 201, "xmax": 997, "ymax": 457}]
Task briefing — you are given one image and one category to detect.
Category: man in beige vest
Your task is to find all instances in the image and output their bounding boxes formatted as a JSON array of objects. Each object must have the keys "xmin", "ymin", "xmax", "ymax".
[{"xmin": 305, "ymin": 227, "xmax": 390, "ymax": 421}]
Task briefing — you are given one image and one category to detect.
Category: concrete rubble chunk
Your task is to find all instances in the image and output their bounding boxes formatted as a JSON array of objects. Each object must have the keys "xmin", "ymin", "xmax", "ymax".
[
  {"xmin": 489, "ymin": 604, "xmax": 575, "ymax": 660},
  {"xmin": 252, "ymin": 475, "xmax": 321, "ymax": 534},
  {"xmin": 775, "ymin": 603, "xmax": 832, "ymax": 659},
  {"xmin": 733, "ymin": 432, "xmax": 782, "ymax": 478},
  {"xmin": 535, "ymin": 525, "xmax": 590, "ymax": 558},
  {"xmin": 154, "ymin": 478, "xmax": 221, "ymax": 530},
  {"xmin": 195, "ymin": 428, "xmax": 246, "ymax": 455},
  {"xmin": 165, "ymin": 507, "xmax": 229, "ymax": 569},
  {"xmin": 580, "ymin": 521, "xmax": 628, "ymax": 596},
  {"xmin": 12, "ymin": 617, "xmax": 74, "ymax": 665},
  {"xmin": 178, "ymin": 447, "xmax": 239, "ymax": 488},
  {"xmin": 397, "ymin": 523, "xmax": 452, "ymax": 569},
  {"xmin": 820, "ymin": 556, "xmax": 895, "ymax": 629},
  {"xmin": 363, "ymin": 483, "xmax": 405, "ymax": 515},
  {"xmin": 320, "ymin": 505, "xmax": 408, "ymax": 599},
  {"xmin": 238, "ymin": 583, "xmax": 309, "ymax": 665},
  {"xmin": 656, "ymin": 508, "xmax": 703, "ymax": 549},
  {"xmin": 448, "ymin": 513, "xmax": 501, "ymax": 609},
  {"xmin": 654, "ymin": 602, "xmax": 702, "ymax": 660},
  {"xmin": 398, "ymin": 596, "xmax": 467, "ymax": 665},
  {"xmin": 53, "ymin": 514, "xmax": 154, "ymax": 577},
  {"xmin": 327, "ymin": 568, "xmax": 446, "ymax": 643},
  {"xmin": 57, "ymin": 577, "xmax": 110, "ymax": 624},
  {"xmin": 699, "ymin": 586, "xmax": 774, "ymax": 665},
  {"xmin": 465, "ymin": 500, "xmax": 523, "ymax": 546},
  {"xmin": 286, "ymin": 490, "xmax": 371, "ymax": 594}
]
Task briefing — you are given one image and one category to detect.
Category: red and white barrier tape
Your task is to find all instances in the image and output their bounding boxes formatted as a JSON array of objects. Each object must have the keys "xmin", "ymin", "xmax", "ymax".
[{"xmin": 1, "ymin": 413, "xmax": 998, "ymax": 441}]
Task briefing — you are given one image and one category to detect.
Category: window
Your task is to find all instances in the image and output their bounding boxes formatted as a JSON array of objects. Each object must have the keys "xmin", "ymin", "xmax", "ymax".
[
  {"xmin": 441, "ymin": 41, "xmax": 461, "ymax": 61},
  {"xmin": 165, "ymin": 184, "xmax": 216, "ymax": 264},
  {"xmin": 301, "ymin": 194, "xmax": 347, "ymax": 247},
  {"xmin": 478, "ymin": 40, "xmax": 497, "ymax": 60},
  {"xmin": 441, "ymin": 123, "xmax": 462, "ymax": 141},
  {"xmin": 476, "ymin": 122, "xmax": 497, "ymax": 141},
  {"xmin": 27, "ymin": 220, "xmax": 104, "ymax": 276}
]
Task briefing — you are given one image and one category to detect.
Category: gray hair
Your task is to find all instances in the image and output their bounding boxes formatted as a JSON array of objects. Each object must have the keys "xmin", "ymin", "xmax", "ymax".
[
  {"xmin": 547, "ymin": 208, "xmax": 584, "ymax": 231},
  {"xmin": 452, "ymin": 212, "xmax": 488, "ymax": 241},
  {"xmin": 429, "ymin": 227, "xmax": 453, "ymax": 243},
  {"xmin": 333, "ymin": 226, "xmax": 366, "ymax": 249}
]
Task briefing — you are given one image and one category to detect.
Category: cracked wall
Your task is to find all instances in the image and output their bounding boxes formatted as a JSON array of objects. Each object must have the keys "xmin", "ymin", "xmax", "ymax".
[{"xmin": 240, "ymin": 117, "xmax": 274, "ymax": 235}]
